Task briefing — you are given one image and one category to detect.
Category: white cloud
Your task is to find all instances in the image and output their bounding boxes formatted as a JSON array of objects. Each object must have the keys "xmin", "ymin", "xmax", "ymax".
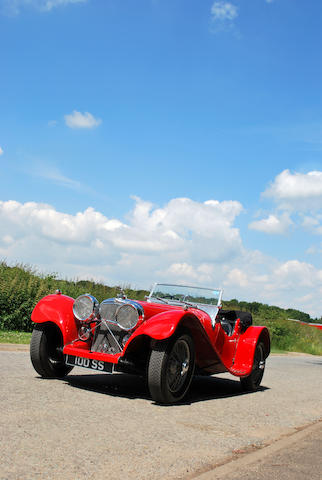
[
  {"xmin": 208, "ymin": 0, "xmax": 275, "ymax": 33},
  {"xmin": 249, "ymin": 213, "xmax": 293, "ymax": 235},
  {"xmin": 163, "ymin": 262, "xmax": 216, "ymax": 286},
  {"xmin": 41, "ymin": 0, "xmax": 87, "ymax": 11},
  {"xmin": 274, "ymin": 260, "xmax": 317, "ymax": 289},
  {"xmin": 300, "ymin": 214, "xmax": 322, "ymax": 235},
  {"xmin": 0, "ymin": 201, "xmax": 125, "ymax": 268},
  {"xmin": 211, "ymin": 1, "xmax": 238, "ymax": 21},
  {"xmin": 0, "ymin": 147, "xmax": 3, "ymax": 156},
  {"xmin": 1, "ymin": 0, "xmax": 87, "ymax": 15},
  {"xmin": 0, "ymin": 196, "xmax": 243, "ymax": 258},
  {"xmin": 255, "ymin": 170, "xmax": 322, "ymax": 236},
  {"xmin": 64, "ymin": 110, "xmax": 101, "ymax": 129},
  {"xmin": 306, "ymin": 245, "xmax": 319, "ymax": 255},
  {"xmin": 210, "ymin": 1, "xmax": 238, "ymax": 33},
  {"xmin": 301, "ymin": 216, "xmax": 320, "ymax": 229},
  {"xmin": 2, "ymin": 234, "xmax": 13, "ymax": 244},
  {"xmin": 263, "ymin": 169, "xmax": 322, "ymax": 211},
  {"xmin": 221, "ymin": 257, "xmax": 322, "ymax": 317},
  {"xmin": 0, "ymin": 196, "xmax": 321, "ymax": 317},
  {"xmin": 225, "ymin": 268, "xmax": 249, "ymax": 288},
  {"xmin": 33, "ymin": 164, "xmax": 82, "ymax": 190},
  {"xmin": 0, "ymin": 196, "xmax": 243, "ymax": 285}
]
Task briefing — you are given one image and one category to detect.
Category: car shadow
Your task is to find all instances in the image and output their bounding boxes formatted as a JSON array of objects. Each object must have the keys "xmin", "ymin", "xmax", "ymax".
[
  {"xmin": 64, "ymin": 372, "xmax": 151, "ymax": 400},
  {"xmin": 185, "ymin": 376, "xmax": 269, "ymax": 405},
  {"xmin": 63, "ymin": 371, "xmax": 269, "ymax": 405}
]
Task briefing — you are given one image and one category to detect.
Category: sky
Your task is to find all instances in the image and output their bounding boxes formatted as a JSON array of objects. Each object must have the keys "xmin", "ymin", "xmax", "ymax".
[{"xmin": 0, "ymin": 0, "xmax": 322, "ymax": 318}]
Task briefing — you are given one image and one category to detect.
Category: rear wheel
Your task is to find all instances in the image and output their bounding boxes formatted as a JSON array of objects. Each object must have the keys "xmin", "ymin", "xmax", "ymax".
[
  {"xmin": 30, "ymin": 324, "xmax": 73, "ymax": 378},
  {"xmin": 148, "ymin": 334, "xmax": 195, "ymax": 404},
  {"xmin": 240, "ymin": 341, "xmax": 265, "ymax": 391}
]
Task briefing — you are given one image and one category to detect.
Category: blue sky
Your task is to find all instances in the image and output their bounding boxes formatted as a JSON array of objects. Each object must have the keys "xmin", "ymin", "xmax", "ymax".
[{"xmin": 0, "ymin": 0, "xmax": 322, "ymax": 317}]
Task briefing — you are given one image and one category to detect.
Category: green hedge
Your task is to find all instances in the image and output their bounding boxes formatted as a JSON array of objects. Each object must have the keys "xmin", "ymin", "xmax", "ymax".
[
  {"xmin": 0, "ymin": 261, "xmax": 147, "ymax": 332},
  {"xmin": 222, "ymin": 299, "xmax": 322, "ymax": 355}
]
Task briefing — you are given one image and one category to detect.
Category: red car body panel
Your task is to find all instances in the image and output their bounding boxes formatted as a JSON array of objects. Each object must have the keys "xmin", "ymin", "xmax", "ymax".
[
  {"xmin": 128, "ymin": 306, "xmax": 183, "ymax": 340},
  {"xmin": 31, "ymin": 293, "xmax": 270, "ymax": 378},
  {"xmin": 230, "ymin": 325, "xmax": 270, "ymax": 376},
  {"xmin": 64, "ymin": 343, "xmax": 122, "ymax": 364},
  {"xmin": 31, "ymin": 294, "xmax": 77, "ymax": 344}
]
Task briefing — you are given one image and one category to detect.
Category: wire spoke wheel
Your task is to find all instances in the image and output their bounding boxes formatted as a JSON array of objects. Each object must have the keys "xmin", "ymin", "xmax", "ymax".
[
  {"xmin": 166, "ymin": 339, "xmax": 191, "ymax": 394},
  {"xmin": 148, "ymin": 333, "xmax": 195, "ymax": 404}
]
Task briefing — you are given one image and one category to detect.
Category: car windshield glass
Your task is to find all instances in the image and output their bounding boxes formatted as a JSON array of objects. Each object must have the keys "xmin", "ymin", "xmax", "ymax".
[{"xmin": 149, "ymin": 283, "xmax": 222, "ymax": 307}]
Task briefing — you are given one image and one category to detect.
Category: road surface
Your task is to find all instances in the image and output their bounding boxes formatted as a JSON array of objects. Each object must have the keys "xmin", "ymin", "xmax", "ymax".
[{"xmin": 0, "ymin": 348, "xmax": 321, "ymax": 480}]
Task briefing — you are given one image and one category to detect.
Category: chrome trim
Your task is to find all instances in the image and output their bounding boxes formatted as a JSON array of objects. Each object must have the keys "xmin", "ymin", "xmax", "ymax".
[
  {"xmin": 78, "ymin": 325, "xmax": 92, "ymax": 341},
  {"xmin": 99, "ymin": 297, "xmax": 144, "ymax": 331},
  {"xmin": 98, "ymin": 298, "xmax": 118, "ymax": 323},
  {"xmin": 116, "ymin": 303, "xmax": 138, "ymax": 331},
  {"xmin": 102, "ymin": 320, "xmax": 123, "ymax": 352},
  {"xmin": 73, "ymin": 294, "xmax": 99, "ymax": 322},
  {"xmin": 259, "ymin": 360, "xmax": 266, "ymax": 370}
]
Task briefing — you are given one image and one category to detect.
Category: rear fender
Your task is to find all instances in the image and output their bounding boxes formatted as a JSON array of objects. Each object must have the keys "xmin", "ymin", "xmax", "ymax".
[
  {"xmin": 231, "ymin": 326, "xmax": 270, "ymax": 376},
  {"xmin": 31, "ymin": 294, "xmax": 77, "ymax": 344}
]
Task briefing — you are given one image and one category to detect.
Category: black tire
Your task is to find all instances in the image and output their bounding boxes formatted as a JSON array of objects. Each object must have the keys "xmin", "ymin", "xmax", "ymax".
[
  {"xmin": 240, "ymin": 341, "xmax": 266, "ymax": 392},
  {"xmin": 148, "ymin": 333, "xmax": 195, "ymax": 404},
  {"xmin": 30, "ymin": 324, "xmax": 73, "ymax": 378}
]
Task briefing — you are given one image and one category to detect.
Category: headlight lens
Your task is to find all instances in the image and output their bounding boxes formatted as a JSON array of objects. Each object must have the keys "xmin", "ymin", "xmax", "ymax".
[
  {"xmin": 116, "ymin": 303, "xmax": 139, "ymax": 331},
  {"xmin": 73, "ymin": 294, "xmax": 99, "ymax": 322}
]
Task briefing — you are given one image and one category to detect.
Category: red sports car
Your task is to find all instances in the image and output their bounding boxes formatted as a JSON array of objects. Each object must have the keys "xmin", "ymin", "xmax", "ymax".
[{"xmin": 30, "ymin": 283, "xmax": 270, "ymax": 404}]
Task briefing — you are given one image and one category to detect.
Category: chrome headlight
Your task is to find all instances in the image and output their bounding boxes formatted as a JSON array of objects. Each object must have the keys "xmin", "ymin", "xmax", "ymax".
[
  {"xmin": 73, "ymin": 294, "xmax": 99, "ymax": 322},
  {"xmin": 99, "ymin": 298, "xmax": 143, "ymax": 331},
  {"xmin": 116, "ymin": 303, "xmax": 139, "ymax": 331}
]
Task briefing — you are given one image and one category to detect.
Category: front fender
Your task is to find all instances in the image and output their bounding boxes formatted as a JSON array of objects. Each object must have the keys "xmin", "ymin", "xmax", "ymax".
[
  {"xmin": 128, "ymin": 309, "xmax": 186, "ymax": 343},
  {"xmin": 123, "ymin": 309, "xmax": 221, "ymax": 371},
  {"xmin": 31, "ymin": 294, "xmax": 77, "ymax": 344}
]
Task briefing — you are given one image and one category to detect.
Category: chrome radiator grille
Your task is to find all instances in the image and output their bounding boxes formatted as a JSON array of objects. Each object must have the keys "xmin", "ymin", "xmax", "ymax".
[{"xmin": 91, "ymin": 321, "xmax": 126, "ymax": 354}]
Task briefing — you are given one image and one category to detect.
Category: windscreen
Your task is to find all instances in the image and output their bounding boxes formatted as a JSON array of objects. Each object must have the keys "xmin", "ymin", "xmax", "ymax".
[{"xmin": 150, "ymin": 284, "xmax": 222, "ymax": 306}]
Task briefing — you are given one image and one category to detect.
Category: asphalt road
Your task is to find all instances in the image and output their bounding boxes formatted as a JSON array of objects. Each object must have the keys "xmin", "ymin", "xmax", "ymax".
[
  {"xmin": 1, "ymin": 349, "xmax": 321, "ymax": 480},
  {"xmin": 195, "ymin": 421, "xmax": 322, "ymax": 480}
]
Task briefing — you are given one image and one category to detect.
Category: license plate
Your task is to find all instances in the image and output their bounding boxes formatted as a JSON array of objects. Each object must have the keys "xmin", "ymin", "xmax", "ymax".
[{"xmin": 65, "ymin": 354, "xmax": 114, "ymax": 373}]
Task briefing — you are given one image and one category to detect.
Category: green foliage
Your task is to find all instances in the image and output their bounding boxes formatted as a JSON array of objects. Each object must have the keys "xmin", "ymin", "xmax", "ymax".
[
  {"xmin": 259, "ymin": 317, "xmax": 322, "ymax": 355},
  {"xmin": 222, "ymin": 298, "xmax": 312, "ymax": 322},
  {"xmin": 0, "ymin": 261, "xmax": 148, "ymax": 333},
  {"xmin": 0, "ymin": 261, "xmax": 321, "ymax": 354},
  {"xmin": 222, "ymin": 298, "xmax": 322, "ymax": 355}
]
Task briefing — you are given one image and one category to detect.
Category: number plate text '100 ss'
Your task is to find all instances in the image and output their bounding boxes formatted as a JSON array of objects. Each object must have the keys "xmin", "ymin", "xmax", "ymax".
[{"xmin": 65, "ymin": 354, "xmax": 114, "ymax": 373}]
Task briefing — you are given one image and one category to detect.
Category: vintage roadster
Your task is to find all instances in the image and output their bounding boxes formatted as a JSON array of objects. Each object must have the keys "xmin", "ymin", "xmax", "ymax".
[{"xmin": 30, "ymin": 283, "xmax": 270, "ymax": 404}]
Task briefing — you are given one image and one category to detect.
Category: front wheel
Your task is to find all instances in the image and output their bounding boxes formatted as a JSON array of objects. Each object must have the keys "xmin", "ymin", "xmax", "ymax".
[
  {"xmin": 148, "ymin": 333, "xmax": 195, "ymax": 404},
  {"xmin": 30, "ymin": 324, "xmax": 73, "ymax": 378},
  {"xmin": 240, "ymin": 341, "xmax": 266, "ymax": 391}
]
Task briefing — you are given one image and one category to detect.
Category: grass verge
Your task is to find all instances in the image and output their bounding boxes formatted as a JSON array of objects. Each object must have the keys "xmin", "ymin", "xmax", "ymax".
[{"xmin": 0, "ymin": 330, "xmax": 32, "ymax": 344}]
